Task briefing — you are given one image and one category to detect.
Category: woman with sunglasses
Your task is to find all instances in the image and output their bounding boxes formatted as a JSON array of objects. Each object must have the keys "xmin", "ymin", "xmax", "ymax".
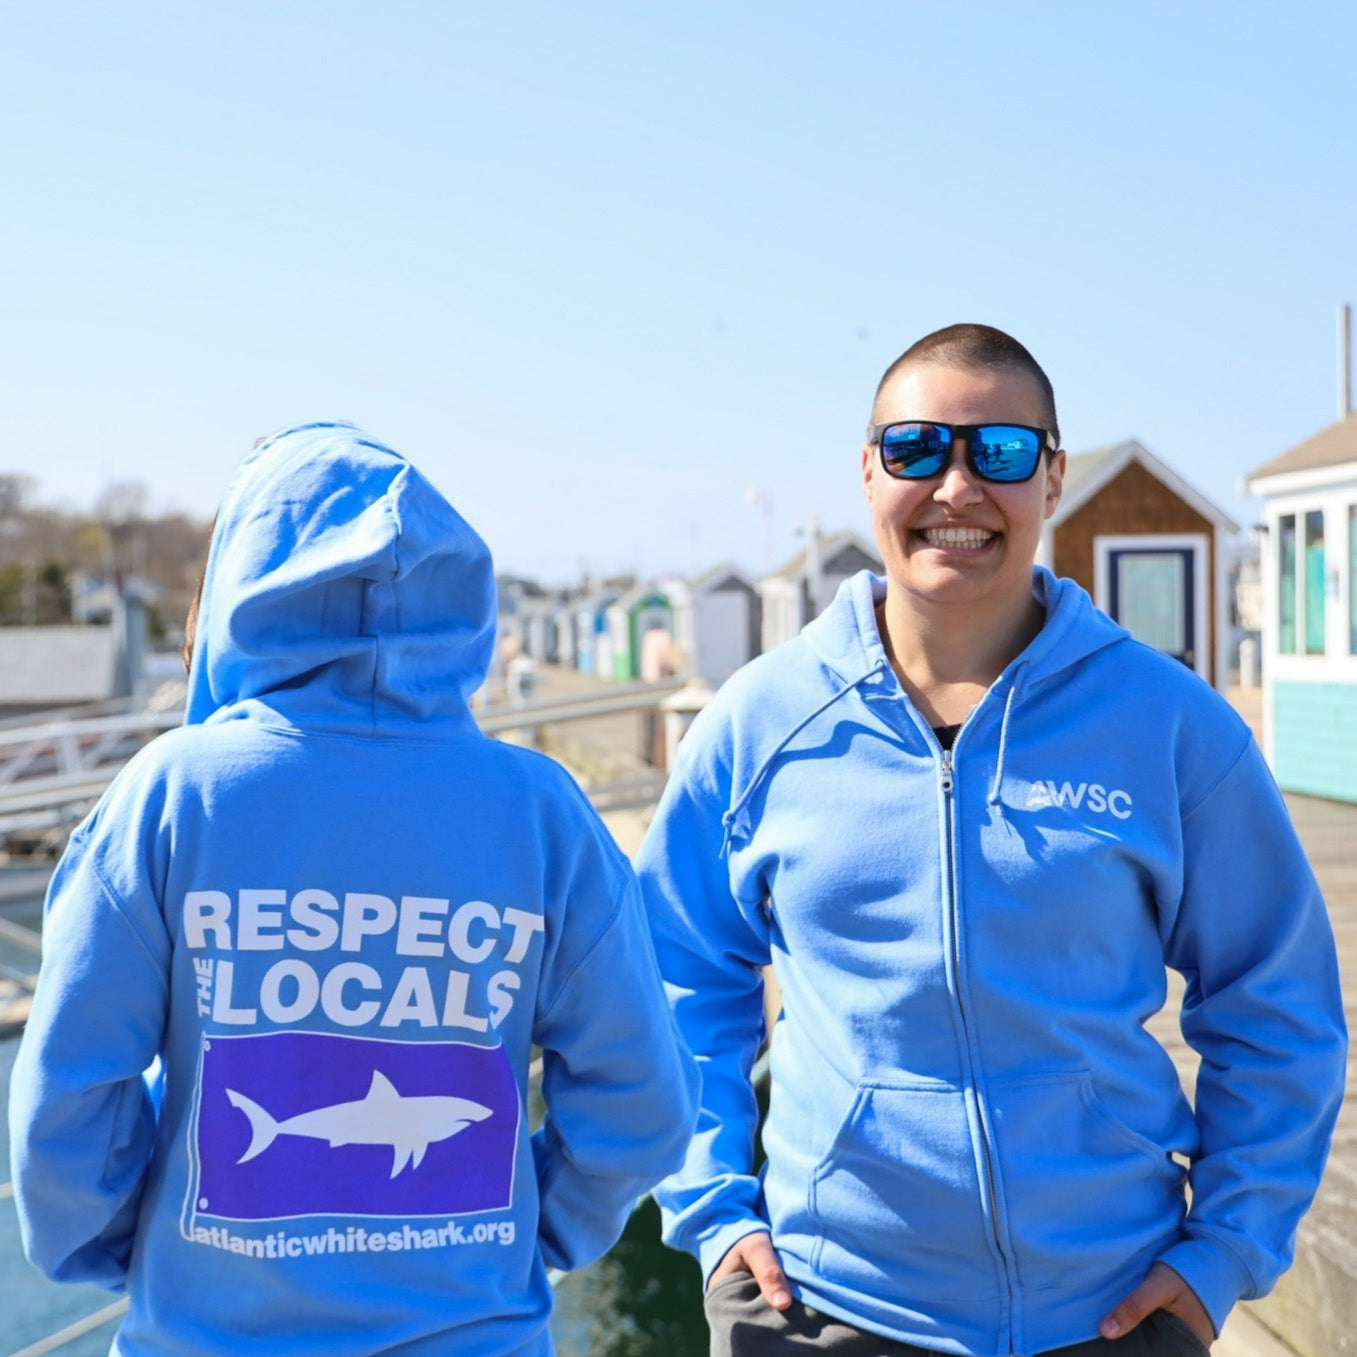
[{"xmin": 636, "ymin": 324, "xmax": 1346, "ymax": 1357}]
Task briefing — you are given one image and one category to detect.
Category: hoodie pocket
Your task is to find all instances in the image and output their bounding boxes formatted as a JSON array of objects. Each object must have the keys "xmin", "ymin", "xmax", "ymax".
[
  {"xmin": 805, "ymin": 1082, "xmax": 996, "ymax": 1300},
  {"xmin": 986, "ymin": 1071, "xmax": 1186, "ymax": 1294}
]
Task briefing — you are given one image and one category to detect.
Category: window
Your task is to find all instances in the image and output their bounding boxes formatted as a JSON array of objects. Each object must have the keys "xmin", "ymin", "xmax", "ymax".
[
  {"xmin": 1304, "ymin": 510, "xmax": 1325, "ymax": 655},
  {"xmin": 1279, "ymin": 514, "xmax": 1296, "ymax": 653},
  {"xmin": 1350, "ymin": 505, "xmax": 1357, "ymax": 654}
]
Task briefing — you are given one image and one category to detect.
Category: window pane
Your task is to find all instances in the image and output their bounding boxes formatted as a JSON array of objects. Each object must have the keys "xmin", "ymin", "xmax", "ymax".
[
  {"xmin": 1279, "ymin": 515, "xmax": 1296, "ymax": 654},
  {"xmin": 1304, "ymin": 510, "xmax": 1325, "ymax": 655},
  {"xmin": 1350, "ymin": 506, "xmax": 1357, "ymax": 654},
  {"xmin": 1117, "ymin": 553, "xmax": 1186, "ymax": 653}
]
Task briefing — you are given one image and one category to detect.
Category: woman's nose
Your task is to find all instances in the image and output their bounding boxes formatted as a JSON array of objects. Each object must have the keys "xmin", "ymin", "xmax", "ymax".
[{"xmin": 932, "ymin": 446, "xmax": 983, "ymax": 505}]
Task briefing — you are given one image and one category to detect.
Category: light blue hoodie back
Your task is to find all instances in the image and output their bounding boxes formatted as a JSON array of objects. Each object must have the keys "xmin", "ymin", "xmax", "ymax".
[
  {"xmin": 9, "ymin": 423, "xmax": 698, "ymax": 1357},
  {"xmin": 637, "ymin": 568, "xmax": 1346, "ymax": 1356}
]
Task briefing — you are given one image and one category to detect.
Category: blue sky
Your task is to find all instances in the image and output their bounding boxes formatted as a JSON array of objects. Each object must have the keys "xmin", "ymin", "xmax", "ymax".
[{"xmin": 3, "ymin": 1, "xmax": 1354, "ymax": 582}]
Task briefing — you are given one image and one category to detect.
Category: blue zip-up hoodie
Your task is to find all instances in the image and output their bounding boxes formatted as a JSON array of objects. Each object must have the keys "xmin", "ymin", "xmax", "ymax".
[
  {"xmin": 637, "ymin": 568, "xmax": 1346, "ymax": 1357},
  {"xmin": 9, "ymin": 423, "xmax": 698, "ymax": 1357}
]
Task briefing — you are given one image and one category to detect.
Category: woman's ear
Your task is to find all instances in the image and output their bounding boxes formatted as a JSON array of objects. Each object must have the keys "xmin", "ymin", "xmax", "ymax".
[{"xmin": 1043, "ymin": 449, "xmax": 1067, "ymax": 518}]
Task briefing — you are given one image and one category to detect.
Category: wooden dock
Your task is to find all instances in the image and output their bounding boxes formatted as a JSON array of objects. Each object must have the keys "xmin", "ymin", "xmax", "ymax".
[{"xmin": 1226, "ymin": 789, "xmax": 1357, "ymax": 1357}]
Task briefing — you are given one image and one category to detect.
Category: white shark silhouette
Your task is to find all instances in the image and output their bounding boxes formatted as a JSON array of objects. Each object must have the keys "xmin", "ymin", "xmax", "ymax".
[{"xmin": 226, "ymin": 1070, "xmax": 492, "ymax": 1178}]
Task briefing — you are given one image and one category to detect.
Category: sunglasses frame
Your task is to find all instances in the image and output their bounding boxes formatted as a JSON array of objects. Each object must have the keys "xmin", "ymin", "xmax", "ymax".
[{"xmin": 865, "ymin": 420, "xmax": 1058, "ymax": 485}]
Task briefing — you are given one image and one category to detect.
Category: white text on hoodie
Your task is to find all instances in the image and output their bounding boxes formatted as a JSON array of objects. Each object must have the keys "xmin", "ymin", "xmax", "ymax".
[{"xmin": 185, "ymin": 889, "xmax": 545, "ymax": 1032}]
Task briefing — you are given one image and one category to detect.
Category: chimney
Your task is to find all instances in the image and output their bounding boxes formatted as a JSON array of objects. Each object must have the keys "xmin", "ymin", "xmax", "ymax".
[{"xmin": 1341, "ymin": 303, "xmax": 1352, "ymax": 420}]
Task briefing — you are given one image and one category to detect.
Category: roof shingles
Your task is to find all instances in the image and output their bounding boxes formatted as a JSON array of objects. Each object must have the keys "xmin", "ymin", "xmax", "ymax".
[{"xmin": 1249, "ymin": 411, "xmax": 1357, "ymax": 483}]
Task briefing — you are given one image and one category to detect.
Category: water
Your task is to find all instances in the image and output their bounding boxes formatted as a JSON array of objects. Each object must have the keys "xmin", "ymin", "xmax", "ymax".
[
  {"xmin": 552, "ymin": 1199, "xmax": 707, "ymax": 1356},
  {"xmin": 2, "ymin": 1035, "xmax": 125, "ymax": 1356}
]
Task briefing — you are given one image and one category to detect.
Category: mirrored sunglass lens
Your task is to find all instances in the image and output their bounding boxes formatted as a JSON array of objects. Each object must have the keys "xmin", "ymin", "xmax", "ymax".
[
  {"xmin": 881, "ymin": 423, "xmax": 949, "ymax": 477},
  {"xmin": 971, "ymin": 426, "xmax": 1041, "ymax": 481}
]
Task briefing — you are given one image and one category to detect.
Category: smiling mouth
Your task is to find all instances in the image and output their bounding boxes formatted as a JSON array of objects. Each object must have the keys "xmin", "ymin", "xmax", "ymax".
[{"xmin": 917, "ymin": 527, "xmax": 997, "ymax": 549}]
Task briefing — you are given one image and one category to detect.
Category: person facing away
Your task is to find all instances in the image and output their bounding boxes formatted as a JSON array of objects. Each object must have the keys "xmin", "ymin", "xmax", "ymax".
[
  {"xmin": 636, "ymin": 326, "xmax": 1347, "ymax": 1357},
  {"xmin": 8, "ymin": 422, "xmax": 699, "ymax": 1357}
]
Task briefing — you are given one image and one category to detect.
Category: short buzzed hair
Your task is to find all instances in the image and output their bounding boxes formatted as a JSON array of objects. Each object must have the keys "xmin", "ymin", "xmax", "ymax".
[{"xmin": 872, "ymin": 323, "xmax": 1060, "ymax": 446}]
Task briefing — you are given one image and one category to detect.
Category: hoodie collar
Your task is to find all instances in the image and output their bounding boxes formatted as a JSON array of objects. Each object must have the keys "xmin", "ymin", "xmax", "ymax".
[
  {"xmin": 717, "ymin": 569, "xmax": 1130, "ymax": 849},
  {"xmin": 802, "ymin": 567, "xmax": 1128, "ymax": 694}
]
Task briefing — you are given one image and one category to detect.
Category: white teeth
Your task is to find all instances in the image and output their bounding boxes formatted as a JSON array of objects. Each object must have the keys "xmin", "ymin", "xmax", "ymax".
[{"xmin": 920, "ymin": 527, "xmax": 994, "ymax": 548}]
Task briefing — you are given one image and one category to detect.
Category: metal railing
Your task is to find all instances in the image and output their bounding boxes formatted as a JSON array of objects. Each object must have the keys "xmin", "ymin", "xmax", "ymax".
[
  {"xmin": 0, "ymin": 710, "xmax": 181, "ymax": 788},
  {"xmin": 0, "ymin": 677, "xmax": 687, "ymax": 839}
]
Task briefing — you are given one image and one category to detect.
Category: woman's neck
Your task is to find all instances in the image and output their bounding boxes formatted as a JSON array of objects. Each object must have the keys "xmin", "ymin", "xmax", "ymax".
[{"xmin": 877, "ymin": 590, "xmax": 1045, "ymax": 728}]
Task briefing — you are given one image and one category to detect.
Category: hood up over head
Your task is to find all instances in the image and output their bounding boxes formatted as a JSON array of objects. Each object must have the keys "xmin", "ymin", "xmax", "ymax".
[{"xmin": 184, "ymin": 422, "xmax": 496, "ymax": 734}]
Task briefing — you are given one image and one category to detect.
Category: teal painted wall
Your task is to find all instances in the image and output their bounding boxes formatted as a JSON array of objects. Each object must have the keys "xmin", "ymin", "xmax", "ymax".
[{"xmin": 1273, "ymin": 681, "xmax": 1357, "ymax": 802}]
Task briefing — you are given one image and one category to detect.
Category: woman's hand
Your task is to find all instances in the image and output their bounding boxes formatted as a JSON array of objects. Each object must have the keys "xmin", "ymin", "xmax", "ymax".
[
  {"xmin": 708, "ymin": 1232, "xmax": 793, "ymax": 1310},
  {"xmin": 1100, "ymin": 1261, "xmax": 1215, "ymax": 1347}
]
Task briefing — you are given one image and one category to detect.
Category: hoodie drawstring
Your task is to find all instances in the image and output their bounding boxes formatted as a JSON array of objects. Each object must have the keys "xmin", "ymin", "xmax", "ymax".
[
  {"xmin": 721, "ymin": 659, "xmax": 890, "ymax": 856},
  {"xmin": 987, "ymin": 663, "xmax": 1027, "ymax": 809}
]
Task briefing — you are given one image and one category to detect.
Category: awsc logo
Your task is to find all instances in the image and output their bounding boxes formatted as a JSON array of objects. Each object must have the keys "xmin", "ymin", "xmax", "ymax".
[{"xmin": 1025, "ymin": 779, "xmax": 1133, "ymax": 820}]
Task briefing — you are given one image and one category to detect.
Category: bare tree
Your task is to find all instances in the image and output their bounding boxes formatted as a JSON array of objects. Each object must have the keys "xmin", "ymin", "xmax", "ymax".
[
  {"xmin": 94, "ymin": 479, "xmax": 149, "ymax": 587},
  {"xmin": 0, "ymin": 473, "xmax": 36, "ymax": 522}
]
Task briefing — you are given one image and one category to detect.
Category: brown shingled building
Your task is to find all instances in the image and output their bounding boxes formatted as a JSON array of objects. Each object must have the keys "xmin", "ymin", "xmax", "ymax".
[{"xmin": 1039, "ymin": 440, "xmax": 1239, "ymax": 692}]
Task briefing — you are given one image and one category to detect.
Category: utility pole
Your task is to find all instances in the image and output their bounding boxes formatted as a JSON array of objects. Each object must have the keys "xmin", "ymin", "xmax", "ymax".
[{"xmin": 798, "ymin": 513, "xmax": 823, "ymax": 618}]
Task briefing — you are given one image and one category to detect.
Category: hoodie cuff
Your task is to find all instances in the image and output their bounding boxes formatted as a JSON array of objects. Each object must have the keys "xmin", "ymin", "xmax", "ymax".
[
  {"xmin": 1157, "ymin": 1237, "xmax": 1256, "ymax": 1337},
  {"xmin": 697, "ymin": 1220, "xmax": 777, "ymax": 1289}
]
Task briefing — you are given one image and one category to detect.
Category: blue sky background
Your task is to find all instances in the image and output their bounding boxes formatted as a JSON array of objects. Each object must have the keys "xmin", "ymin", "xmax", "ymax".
[{"xmin": 3, "ymin": 1, "xmax": 1354, "ymax": 582}]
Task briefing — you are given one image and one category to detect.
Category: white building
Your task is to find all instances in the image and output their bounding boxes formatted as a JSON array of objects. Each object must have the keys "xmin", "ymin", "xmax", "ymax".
[{"xmin": 1246, "ymin": 410, "xmax": 1357, "ymax": 801}]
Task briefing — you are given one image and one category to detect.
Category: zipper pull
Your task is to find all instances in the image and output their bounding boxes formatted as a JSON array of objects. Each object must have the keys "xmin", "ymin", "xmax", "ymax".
[{"xmin": 940, "ymin": 748, "xmax": 954, "ymax": 795}]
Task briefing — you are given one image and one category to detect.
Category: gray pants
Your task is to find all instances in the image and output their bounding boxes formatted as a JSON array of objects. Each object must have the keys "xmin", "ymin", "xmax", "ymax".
[{"xmin": 703, "ymin": 1275, "xmax": 1210, "ymax": 1357}]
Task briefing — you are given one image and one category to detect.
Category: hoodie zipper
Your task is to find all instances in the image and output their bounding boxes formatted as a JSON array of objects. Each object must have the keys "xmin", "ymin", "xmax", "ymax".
[{"xmin": 940, "ymin": 745, "xmax": 1015, "ymax": 1350}]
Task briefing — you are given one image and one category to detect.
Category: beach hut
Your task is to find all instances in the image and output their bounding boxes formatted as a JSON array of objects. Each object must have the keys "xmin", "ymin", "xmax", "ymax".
[
  {"xmin": 605, "ymin": 583, "xmax": 676, "ymax": 681},
  {"xmin": 1246, "ymin": 410, "xmax": 1357, "ymax": 801},
  {"xmin": 494, "ymin": 575, "xmax": 546, "ymax": 668},
  {"xmin": 547, "ymin": 596, "xmax": 576, "ymax": 670},
  {"xmin": 572, "ymin": 585, "xmax": 622, "ymax": 677},
  {"xmin": 759, "ymin": 531, "xmax": 882, "ymax": 652},
  {"xmin": 520, "ymin": 597, "xmax": 562, "ymax": 665},
  {"xmin": 1041, "ymin": 441, "xmax": 1238, "ymax": 692},
  {"xmin": 682, "ymin": 563, "xmax": 761, "ymax": 684}
]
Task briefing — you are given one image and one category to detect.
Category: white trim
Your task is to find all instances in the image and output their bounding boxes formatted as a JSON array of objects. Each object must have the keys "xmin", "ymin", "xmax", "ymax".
[
  {"xmin": 1056, "ymin": 441, "xmax": 1240, "ymax": 533},
  {"xmin": 765, "ymin": 530, "xmax": 880, "ymax": 584},
  {"xmin": 1269, "ymin": 653, "xmax": 1357, "ymax": 682},
  {"xmin": 1259, "ymin": 512, "xmax": 1277, "ymax": 763},
  {"xmin": 1261, "ymin": 492, "xmax": 1357, "ymax": 682},
  {"xmin": 1347, "ymin": 503, "xmax": 1356, "ymax": 668},
  {"xmin": 1093, "ymin": 533, "xmax": 1211, "ymax": 683},
  {"xmin": 1248, "ymin": 460, "xmax": 1357, "ymax": 498},
  {"xmin": 1257, "ymin": 473, "xmax": 1357, "ymax": 518},
  {"xmin": 1213, "ymin": 532, "xmax": 1231, "ymax": 693}
]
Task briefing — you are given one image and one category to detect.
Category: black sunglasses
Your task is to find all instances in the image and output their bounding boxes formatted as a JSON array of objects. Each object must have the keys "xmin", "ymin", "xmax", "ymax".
[{"xmin": 866, "ymin": 421, "xmax": 1057, "ymax": 484}]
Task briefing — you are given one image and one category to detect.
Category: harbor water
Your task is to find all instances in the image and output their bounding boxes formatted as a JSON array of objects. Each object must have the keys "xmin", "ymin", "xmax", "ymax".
[{"xmin": 3, "ymin": 1033, "xmax": 124, "ymax": 1356}]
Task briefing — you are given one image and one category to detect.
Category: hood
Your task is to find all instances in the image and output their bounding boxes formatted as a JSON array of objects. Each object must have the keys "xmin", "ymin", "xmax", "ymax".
[
  {"xmin": 801, "ymin": 566, "xmax": 1129, "ymax": 691},
  {"xmin": 184, "ymin": 422, "xmax": 496, "ymax": 735}
]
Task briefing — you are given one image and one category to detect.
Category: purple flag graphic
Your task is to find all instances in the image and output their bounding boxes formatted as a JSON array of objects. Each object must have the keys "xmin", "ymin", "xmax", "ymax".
[{"xmin": 192, "ymin": 1032, "xmax": 519, "ymax": 1222}]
